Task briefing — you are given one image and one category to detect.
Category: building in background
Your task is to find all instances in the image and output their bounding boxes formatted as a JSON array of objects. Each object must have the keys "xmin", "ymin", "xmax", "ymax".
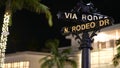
[
  {"xmin": 4, "ymin": 51, "xmax": 76, "ymax": 68},
  {"xmin": 4, "ymin": 51, "xmax": 49, "ymax": 68},
  {"xmin": 4, "ymin": 23, "xmax": 120, "ymax": 68},
  {"xmin": 66, "ymin": 23, "xmax": 120, "ymax": 68}
]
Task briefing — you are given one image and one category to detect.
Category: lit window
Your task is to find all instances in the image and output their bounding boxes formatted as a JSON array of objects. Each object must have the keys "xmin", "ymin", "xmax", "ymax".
[{"xmin": 4, "ymin": 61, "xmax": 29, "ymax": 68}]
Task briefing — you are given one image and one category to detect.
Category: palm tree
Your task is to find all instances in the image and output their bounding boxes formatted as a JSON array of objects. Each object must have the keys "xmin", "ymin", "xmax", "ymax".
[
  {"xmin": 113, "ymin": 39, "xmax": 120, "ymax": 67},
  {"xmin": 39, "ymin": 39, "xmax": 77, "ymax": 68},
  {"xmin": 0, "ymin": 0, "xmax": 52, "ymax": 67}
]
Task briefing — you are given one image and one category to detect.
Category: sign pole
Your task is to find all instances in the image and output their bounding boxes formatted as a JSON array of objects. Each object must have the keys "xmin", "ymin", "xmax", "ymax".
[
  {"xmin": 74, "ymin": 31, "xmax": 97, "ymax": 68},
  {"xmin": 80, "ymin": 32, "xmax": 92, "ymax": 68},
  {"xmin": 81, "ymin": 47, "xmax": 91, "ymax": 68}
]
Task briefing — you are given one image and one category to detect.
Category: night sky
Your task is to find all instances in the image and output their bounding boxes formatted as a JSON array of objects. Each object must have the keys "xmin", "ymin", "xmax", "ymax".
[{"xmin": 0, "ymin": 0, "xmax": 120, "ymax": 53}]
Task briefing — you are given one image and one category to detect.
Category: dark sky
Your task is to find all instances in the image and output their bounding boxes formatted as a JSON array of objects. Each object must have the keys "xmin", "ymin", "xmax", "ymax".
[{"xmin": 0, "ymin": 0, "xmax": 120, "ymax": 53}]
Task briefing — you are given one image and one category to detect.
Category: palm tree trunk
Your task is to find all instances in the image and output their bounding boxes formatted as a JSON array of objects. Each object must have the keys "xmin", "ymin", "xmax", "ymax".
[
  {"xmin": 0, "ymin": 11, "xmax": 11, "ymax": 68},
  {"xmin": 0, "ymin": 0, "xmax": 11, "ymax": 68}
]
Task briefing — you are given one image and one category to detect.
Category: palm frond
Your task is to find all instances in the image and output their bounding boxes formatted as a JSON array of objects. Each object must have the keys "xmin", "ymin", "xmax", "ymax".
[
  {"xmin": 113, "ymin": 38, "xmax": 120, "ymax": 67},
  {"xmin": 41, "ymin": 39, "xmax": 77, "ymax": 68},
  {"xmin": 45, "ymin": 39, "xmax": 59, "ymax": 55},
  {"xmin": 113, "ymin": 53, "xmax": 120, "ymax": 66},
  {"xmin": 41, "ymin": 59, "xmax": 54, "ymax": 68},
  {"xmin": 45, "ymin": 10, "xmax": 53, "ymax": 27},
  {"xmin": 10, "ymin": 0, "xmax": 24, "ymax": 11},
  {"xmin": 23, "ymin": 0, "xmax": 53, "ymax": 27},
  {"xmin": 39, "ymin": 55, "xmax": 51, "ymax": 63},
  {"xmin": 117, "ymin": 46, "xmax": 120, "ymax": 53},
  {"xmin": 116, "ymin": 39, "xmax": 120, "ymax": 45},
  {"xmin": 66, "ymin": 59, "xmax": 77, "ymax": 68},
  {"xmin": 5, "ymin": 0, "xmax": 52, "ymax": 26},
  {"xmin": 61, "ymin": 48, "xmax": 71, "ymax": 55},
  {"xmin": 113, "ymin": 60, "xmax": 119, "ymax": 67}
]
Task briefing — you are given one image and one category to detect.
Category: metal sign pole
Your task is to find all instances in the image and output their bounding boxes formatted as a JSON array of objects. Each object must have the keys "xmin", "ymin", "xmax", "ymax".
[
  {"xmin": 74, "ymin": 31, "xmax": 97, "ymax": 68},
  {"xmin": 80, "ymin": 32, "xmax": 92, "ymax": 68}
]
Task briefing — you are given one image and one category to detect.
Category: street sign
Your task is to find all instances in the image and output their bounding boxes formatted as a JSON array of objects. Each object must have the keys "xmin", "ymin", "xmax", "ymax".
[
  {"xmin": 61, "ymin": 17, "xmax": 113, "ymax": 35},
  {"xmin": 57, "ymin": 2, "xmax": 114, "ymax": 35}
]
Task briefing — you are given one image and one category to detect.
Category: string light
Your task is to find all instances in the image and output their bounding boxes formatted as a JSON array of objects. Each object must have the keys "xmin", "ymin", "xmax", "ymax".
[{"xmin": 0, "ymin": 12, "xmax": 10, "ymax": 68}]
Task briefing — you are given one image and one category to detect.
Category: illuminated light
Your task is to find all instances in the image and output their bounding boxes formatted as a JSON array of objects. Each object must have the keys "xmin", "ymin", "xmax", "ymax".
[
  {"xmin": 94, "ymin": 29, "xmax": 120, "ymax": 43},
  {"xmin": 94, "ymin": 32, "xmax": 114, "ymax": 42},
  {"xmin": 1, "ymin": 32, "xmax": 9, "ymax": 36},
  {"xmin": 0, "ymin": 12, "xmax": 11, "ymax": 68},
  {"xmin": 77, "ymin": 52, "xmax": 81, "ymax": 68},
  {"xmin": 115, "ymin": 30, "xmax": 120, "ymax": 40},
  {"xmin": 94, "ymin": 33, "xmax": 108, "ymax": 42}
]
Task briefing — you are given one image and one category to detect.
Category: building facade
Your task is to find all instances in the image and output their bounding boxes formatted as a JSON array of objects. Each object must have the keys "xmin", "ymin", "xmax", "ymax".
[
  {"xmin": 4, "ymin": 51, "xmax": 49, "ymax": 68},
  {"xmin": 66, "ymin": 23, "xmax": 120, "ymax": 68},
  {"xmin": 4, "ymin": 51, "xmax": 75, "ymax": 68}
]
